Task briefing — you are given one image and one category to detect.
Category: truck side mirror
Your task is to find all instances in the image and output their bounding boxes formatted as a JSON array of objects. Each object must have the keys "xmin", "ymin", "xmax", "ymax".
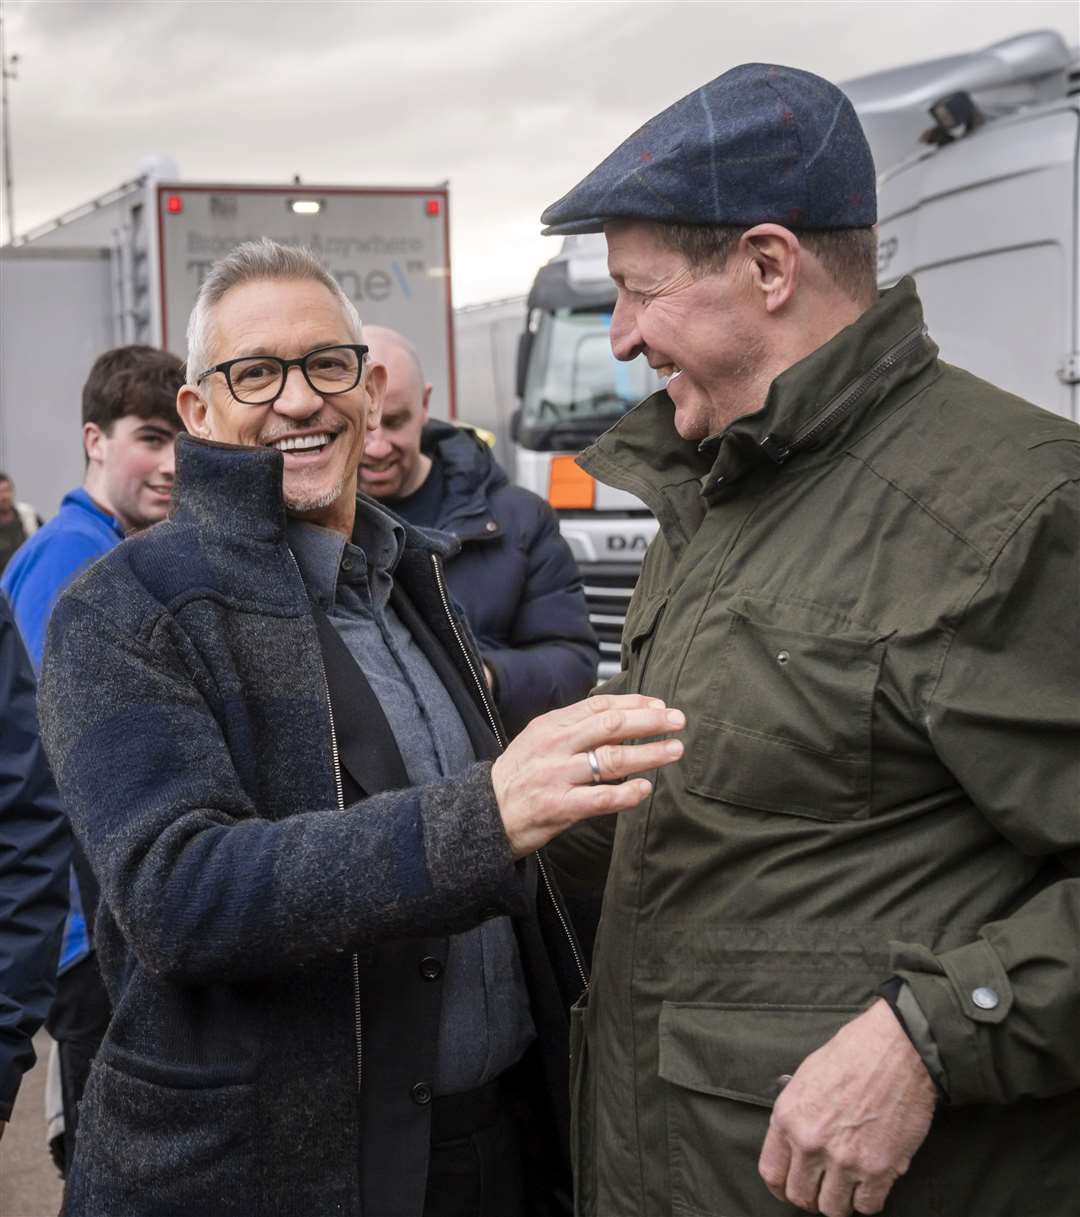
[
  {"xmin": 515, "ymin": 330, "xmax": 533, "ymax": 401},
  {"xmin": 509, "ymin": 408, "xmax": 522, "ymax": 444}
]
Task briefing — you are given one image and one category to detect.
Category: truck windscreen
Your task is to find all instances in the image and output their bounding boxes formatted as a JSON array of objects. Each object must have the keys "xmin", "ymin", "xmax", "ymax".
[{"xmin": 520, "ymin": 308, "xmax": 662, "ymax": 450}]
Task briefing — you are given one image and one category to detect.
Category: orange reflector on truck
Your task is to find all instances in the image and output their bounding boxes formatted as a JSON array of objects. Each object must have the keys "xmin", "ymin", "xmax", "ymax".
[{"xmin": 548, "ymin": 456, "xmax": 595, "ymax": 509}]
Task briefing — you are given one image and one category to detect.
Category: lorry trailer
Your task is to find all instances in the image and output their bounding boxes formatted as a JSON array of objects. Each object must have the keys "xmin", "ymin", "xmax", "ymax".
[{"xmin": 0, "ymin": 165, "xmax": 454, "ymax": 515}]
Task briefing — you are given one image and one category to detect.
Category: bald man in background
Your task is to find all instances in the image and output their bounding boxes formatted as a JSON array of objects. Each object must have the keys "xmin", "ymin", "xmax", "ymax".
[{"xmin": 359, "ymin": 327, "xmax": 597, "ymax": 737}]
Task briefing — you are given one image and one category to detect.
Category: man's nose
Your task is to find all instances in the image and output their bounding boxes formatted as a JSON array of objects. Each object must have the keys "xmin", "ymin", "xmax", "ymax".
[
  {"xmin": 609, "ymin": 296, "xmax": 642, "ymax": 362},
  {"xmin": 364, "ymin": 428, "xmax": 391, "ymax": 461},
  {"xmin": 272, "ymin": 365, "xmax": 324, "ymax": 418},
  {"xmin": 160, "ymin": 439, "xmax": 177, "ymax": 480}
]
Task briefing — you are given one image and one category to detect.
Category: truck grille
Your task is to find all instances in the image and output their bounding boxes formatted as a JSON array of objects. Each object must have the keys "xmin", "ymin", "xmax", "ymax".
[{"xmin": 580, "ymin": 561, "xmax": 642, "ymax": 677}]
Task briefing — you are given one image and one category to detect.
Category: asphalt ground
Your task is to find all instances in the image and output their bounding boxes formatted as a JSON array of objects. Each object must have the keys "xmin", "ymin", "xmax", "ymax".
[{"xmin": 0, "ymin": 1030, "xmax": 64, "ymax": 1217}]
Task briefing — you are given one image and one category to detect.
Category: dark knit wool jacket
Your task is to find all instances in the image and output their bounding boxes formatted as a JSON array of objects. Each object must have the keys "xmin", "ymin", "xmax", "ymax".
[{"xmin": 38, "ymin": 436, "xmax": 586, "ymax": 1217}]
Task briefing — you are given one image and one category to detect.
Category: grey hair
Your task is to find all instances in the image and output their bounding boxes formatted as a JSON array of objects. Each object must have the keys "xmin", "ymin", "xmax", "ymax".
[{"xmin": 184, "ymin": 238, "xmax": 363, "ymax": 383}]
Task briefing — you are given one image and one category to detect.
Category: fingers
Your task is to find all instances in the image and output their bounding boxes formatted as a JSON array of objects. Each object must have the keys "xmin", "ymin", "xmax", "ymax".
[
  {"xmin": 853, "ymin": 1178, "xmax": 892, "ymax": 1215},
  {"xmin": 758, "ymin": 1123, "xmax": 792, "ymax": 1206},
  {"xmin": 760, "ymin": 1126, "xmax": 893, "ymax": 1217},
  {"xmin": 585, "ymin": 738, "xmax": 683, "ymax": 784},
  {"xmin": 552, "ymin": 692, "xmax": 669, "ymax": 728},
  {"xmin": 572, "ymin": 705, "xmax": 686, "ymax": 752},
  {"xmin": 784, "ymin": 1149, "xmax": 827, "ymax": 1213},
  {"xmin": 818, "ymin": 1172, "xmax": 858, "ymax": 1217},
  {"xmin": 561, "ymin": 778, "xmax": 654, "ymax": 821},
  {"xmin": 763, "ymin": 1142, "xmax": 857, "ymax": 1217}
]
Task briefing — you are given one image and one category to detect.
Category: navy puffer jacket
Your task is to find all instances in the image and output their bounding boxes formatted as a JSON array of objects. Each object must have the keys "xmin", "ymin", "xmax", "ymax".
[
  {"xmin": 0, "ymin": 594, "xmax": 70, "ymax": 1122},
  {"xmin": 422, "ymin": 421, "xmax": 597, "ymax": 736}
]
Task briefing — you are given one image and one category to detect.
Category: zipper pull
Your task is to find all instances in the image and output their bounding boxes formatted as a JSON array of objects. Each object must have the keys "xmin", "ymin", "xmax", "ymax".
[{"xmin": 759, "ymin": 433, "xmax": 791, "ymax": 465}]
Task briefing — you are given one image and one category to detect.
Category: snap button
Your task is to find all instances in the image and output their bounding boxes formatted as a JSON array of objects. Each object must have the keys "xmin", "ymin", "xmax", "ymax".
[
  {"xmin": 776, "ymin": 650, "xmax": 790, "ymax": 666},
  {"xmin": 485, "ymin": 521, "xmax": 497, "ymax": 533},
  {"xmin": 341, "ymin": 557, "xmax": 354, "ymax": 572},
  {"xmin": 419, "ymin": 956, "xmax": 443, "ymax": 981},
  {"xmin": 971, "ymin": 986, "xmax": 999, "ymax": 1010},
  {"xmin": 411, "ymin": 1082, "xmax": 433, "ymax": 1106}
]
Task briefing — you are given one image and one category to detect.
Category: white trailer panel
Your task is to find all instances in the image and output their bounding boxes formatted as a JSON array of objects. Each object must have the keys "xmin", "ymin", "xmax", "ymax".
[
  {"xmin": 154, "ymin": 184, "xmax": 456, "ymax": 417},
  {"xmin": 0, "ymin": 248, "xmax": 115, "ymax": 516}
]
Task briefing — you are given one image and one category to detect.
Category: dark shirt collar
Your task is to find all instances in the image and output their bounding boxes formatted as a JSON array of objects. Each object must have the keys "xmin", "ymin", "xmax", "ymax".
[{"xmin": 287, "ymin": 497, "xmax": 405, "ymax": 614}]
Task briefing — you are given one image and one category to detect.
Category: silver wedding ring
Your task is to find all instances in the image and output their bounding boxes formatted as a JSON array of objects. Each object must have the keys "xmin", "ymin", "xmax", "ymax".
[{"xmin": 586, "ymin": 749, "xmax": 603, "ymax": 785}]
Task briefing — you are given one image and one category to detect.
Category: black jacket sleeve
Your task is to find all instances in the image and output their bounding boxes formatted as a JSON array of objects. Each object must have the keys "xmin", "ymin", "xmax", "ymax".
[
  {"xmin": 0, "ymin": 595, "xmax": 71, "ymax": 1121},
  {"xmin": 483, "ymin": 498, "xmax": 598, "ymax": 737}
]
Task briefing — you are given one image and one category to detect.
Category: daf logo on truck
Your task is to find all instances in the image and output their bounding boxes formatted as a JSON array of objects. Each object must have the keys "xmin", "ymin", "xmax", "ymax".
[{"xmin": 607, "ymin": 534, "xmax": 650, "ymax": 552}]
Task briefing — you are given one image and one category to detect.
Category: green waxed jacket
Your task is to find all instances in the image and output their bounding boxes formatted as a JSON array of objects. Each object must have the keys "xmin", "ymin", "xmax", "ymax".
[{"xmin": 551, "ymin": 278, "xmax": 1080, "ymax": 1217}]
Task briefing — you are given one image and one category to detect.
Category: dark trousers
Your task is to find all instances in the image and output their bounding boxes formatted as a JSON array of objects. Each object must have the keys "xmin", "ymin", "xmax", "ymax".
[
  {"xmin": 45, "ymin": 953, "xmax": 112, "ymax": 1173},
  {"xmin": 423, "ymin": 1080, "xmax": 527, "ymax": 1217}
]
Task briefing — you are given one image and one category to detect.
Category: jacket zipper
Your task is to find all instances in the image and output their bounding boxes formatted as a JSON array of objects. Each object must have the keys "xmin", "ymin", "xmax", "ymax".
[
  {"xmin": 761, "ymin": 324, "xmax": 929, "ymax": 463},
  {"xmin": 429, "ymin": 553, "xmax": 589, "ymax": 994},
  {"xmin": 287, "ymin": 549, "xmax": 364, "ymax": 1094}
]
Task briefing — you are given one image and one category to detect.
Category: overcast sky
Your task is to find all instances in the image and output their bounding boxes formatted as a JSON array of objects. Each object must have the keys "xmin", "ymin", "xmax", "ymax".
[{"xmin": 2, "ymin": 0, "xmax": 1077, "ymax": 304}]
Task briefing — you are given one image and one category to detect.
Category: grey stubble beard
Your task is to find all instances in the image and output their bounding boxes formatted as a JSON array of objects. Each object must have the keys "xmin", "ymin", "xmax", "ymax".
[{"xmin": 283, "ymin": 474, "xmax": 348, "ymax": 515}]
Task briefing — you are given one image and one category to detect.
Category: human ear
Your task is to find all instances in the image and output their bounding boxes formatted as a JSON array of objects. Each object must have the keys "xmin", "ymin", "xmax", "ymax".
[
  {"xmin": 364, "ymin": 362, "xmax": 388, "ymax": 430},
  {"xmin": 740, "ymin": 224, "xmax": 800, "ymax": 314},
  {"xmin": 421, "ymin": 383, "xmax": 433, "ymax": 424},
  {"xmin": 83, "ymin": 422, "xmax": 106, "ymax": 465},
  {"xmin": 177, "ymin": 385, "xmax": 212, "ymax": 439}
]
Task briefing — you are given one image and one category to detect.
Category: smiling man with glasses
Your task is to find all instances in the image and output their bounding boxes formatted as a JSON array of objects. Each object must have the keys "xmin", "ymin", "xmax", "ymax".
[{"xmin": 36, "ymin": 238, "xmax": 685, "ymax": 1217}]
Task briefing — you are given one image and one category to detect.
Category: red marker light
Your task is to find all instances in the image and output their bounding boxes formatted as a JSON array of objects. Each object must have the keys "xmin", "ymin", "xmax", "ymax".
[
  {"xmin": 425, "ymin": 198, "xmax": 441, "ymax": 217},
  {"xmin": 166, "ymin": 195, "xmax": 183, "ymax": 214}
]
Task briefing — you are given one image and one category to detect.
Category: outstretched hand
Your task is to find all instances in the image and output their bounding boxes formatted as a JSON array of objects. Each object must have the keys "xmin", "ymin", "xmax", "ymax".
[
  {"xmin": 491, "ymin": 693, "xmax": 685, "ymax": 859},
  {"xmin": 758, "ymin": 998, "xmax": 937, "ymax": 1216}
]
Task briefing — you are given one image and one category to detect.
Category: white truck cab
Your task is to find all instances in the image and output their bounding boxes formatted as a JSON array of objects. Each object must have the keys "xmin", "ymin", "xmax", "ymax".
[{"xmin": 513, "ymin": 234, "xmax": 662, "ymax": 676}]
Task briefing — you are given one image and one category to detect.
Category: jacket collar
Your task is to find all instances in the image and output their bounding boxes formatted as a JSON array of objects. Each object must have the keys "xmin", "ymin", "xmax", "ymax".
[
  {"xmin": 422, "ymin": 420, "xmax": 504, "ymax": 541},
  {"xmin": 580, "ymin": 277, "xmax": 938, "ymax": 541},
  {"xmin": 172, "ymin": 435, "xmax": 288, "ymax": 542},
  {"xmin": 172, "ymin": 434, "xmax": 456, "ymax": 563}
]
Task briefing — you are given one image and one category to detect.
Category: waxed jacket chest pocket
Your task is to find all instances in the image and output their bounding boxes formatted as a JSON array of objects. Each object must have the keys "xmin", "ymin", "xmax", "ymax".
[
  {"xmin": 621, "ymin": 591, "xmax": 669, "ymax": 679},
  {"xmin": 688, "ymin": 596, "xmax": 886, "ymax": 820}
]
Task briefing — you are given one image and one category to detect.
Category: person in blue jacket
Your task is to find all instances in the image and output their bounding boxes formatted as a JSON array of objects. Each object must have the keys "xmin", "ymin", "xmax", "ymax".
[
  {"xmin": 0, "ymin": 592, "xmax": 70, "ymax": 1142},
  {"xmin": 359, "ymin": 326, "xmax": 598, "ymax": 738},
  {"xmin": 1, "ymin": 343, "xmax": 183, "ymax": 1170}
]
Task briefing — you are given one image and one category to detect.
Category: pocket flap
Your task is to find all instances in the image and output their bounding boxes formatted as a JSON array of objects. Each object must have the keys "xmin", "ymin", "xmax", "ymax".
[
  {"xmin": 625, "ymin": 592, "xmax": 668, "ymax": 650},
  {"xmin": 658, "ymin": 1001, "xmax": 862, "ymax": 1108}
]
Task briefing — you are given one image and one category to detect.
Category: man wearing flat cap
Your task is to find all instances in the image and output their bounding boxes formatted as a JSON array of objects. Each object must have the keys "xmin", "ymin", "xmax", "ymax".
[{"xmin": 543, "ymin": 62, "xmax": 1080, "ymax": 1217}]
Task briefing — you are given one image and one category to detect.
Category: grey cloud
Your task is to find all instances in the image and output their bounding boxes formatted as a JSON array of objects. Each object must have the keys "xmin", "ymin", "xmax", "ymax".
[{"xmin": 3, "ymin": 0, "xmax": 1077, "ymax": 302}]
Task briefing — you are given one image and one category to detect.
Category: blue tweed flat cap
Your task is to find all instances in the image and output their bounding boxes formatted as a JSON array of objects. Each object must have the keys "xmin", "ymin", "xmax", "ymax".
[{"xmin": 541, "ymin": 63, "xmax": 876, "ymax": 235}]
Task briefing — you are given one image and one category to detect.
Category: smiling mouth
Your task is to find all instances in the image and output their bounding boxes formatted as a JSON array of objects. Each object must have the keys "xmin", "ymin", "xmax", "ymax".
[{"xmin": 269, "ymin": 430, "xmax": 339, "ymax": 455}]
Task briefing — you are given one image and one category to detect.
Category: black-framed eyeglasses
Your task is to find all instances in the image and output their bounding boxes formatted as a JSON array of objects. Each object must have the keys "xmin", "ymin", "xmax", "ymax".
[{"xmin": 196, "ymin": 343, "xmax": 369, "ymax": 406}]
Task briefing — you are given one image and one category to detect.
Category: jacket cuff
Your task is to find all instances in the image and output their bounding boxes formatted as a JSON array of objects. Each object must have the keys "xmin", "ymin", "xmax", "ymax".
[
  {"xmin": 422, "ymin": 761, "xmax": 528, "ymax": 921},
  {"xmin": 889, "ymin": 937, "xmax": 1013, "ymax": 1104},
  {"xmin": 878, "ymin": 977, "xmax": 949, "ymax": 1102}
]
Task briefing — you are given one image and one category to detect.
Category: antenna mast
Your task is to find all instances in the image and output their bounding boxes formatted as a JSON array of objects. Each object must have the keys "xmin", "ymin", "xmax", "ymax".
[{"xmin": 0, "ymin": 13, "xmax": 19, "ymax": 245}]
